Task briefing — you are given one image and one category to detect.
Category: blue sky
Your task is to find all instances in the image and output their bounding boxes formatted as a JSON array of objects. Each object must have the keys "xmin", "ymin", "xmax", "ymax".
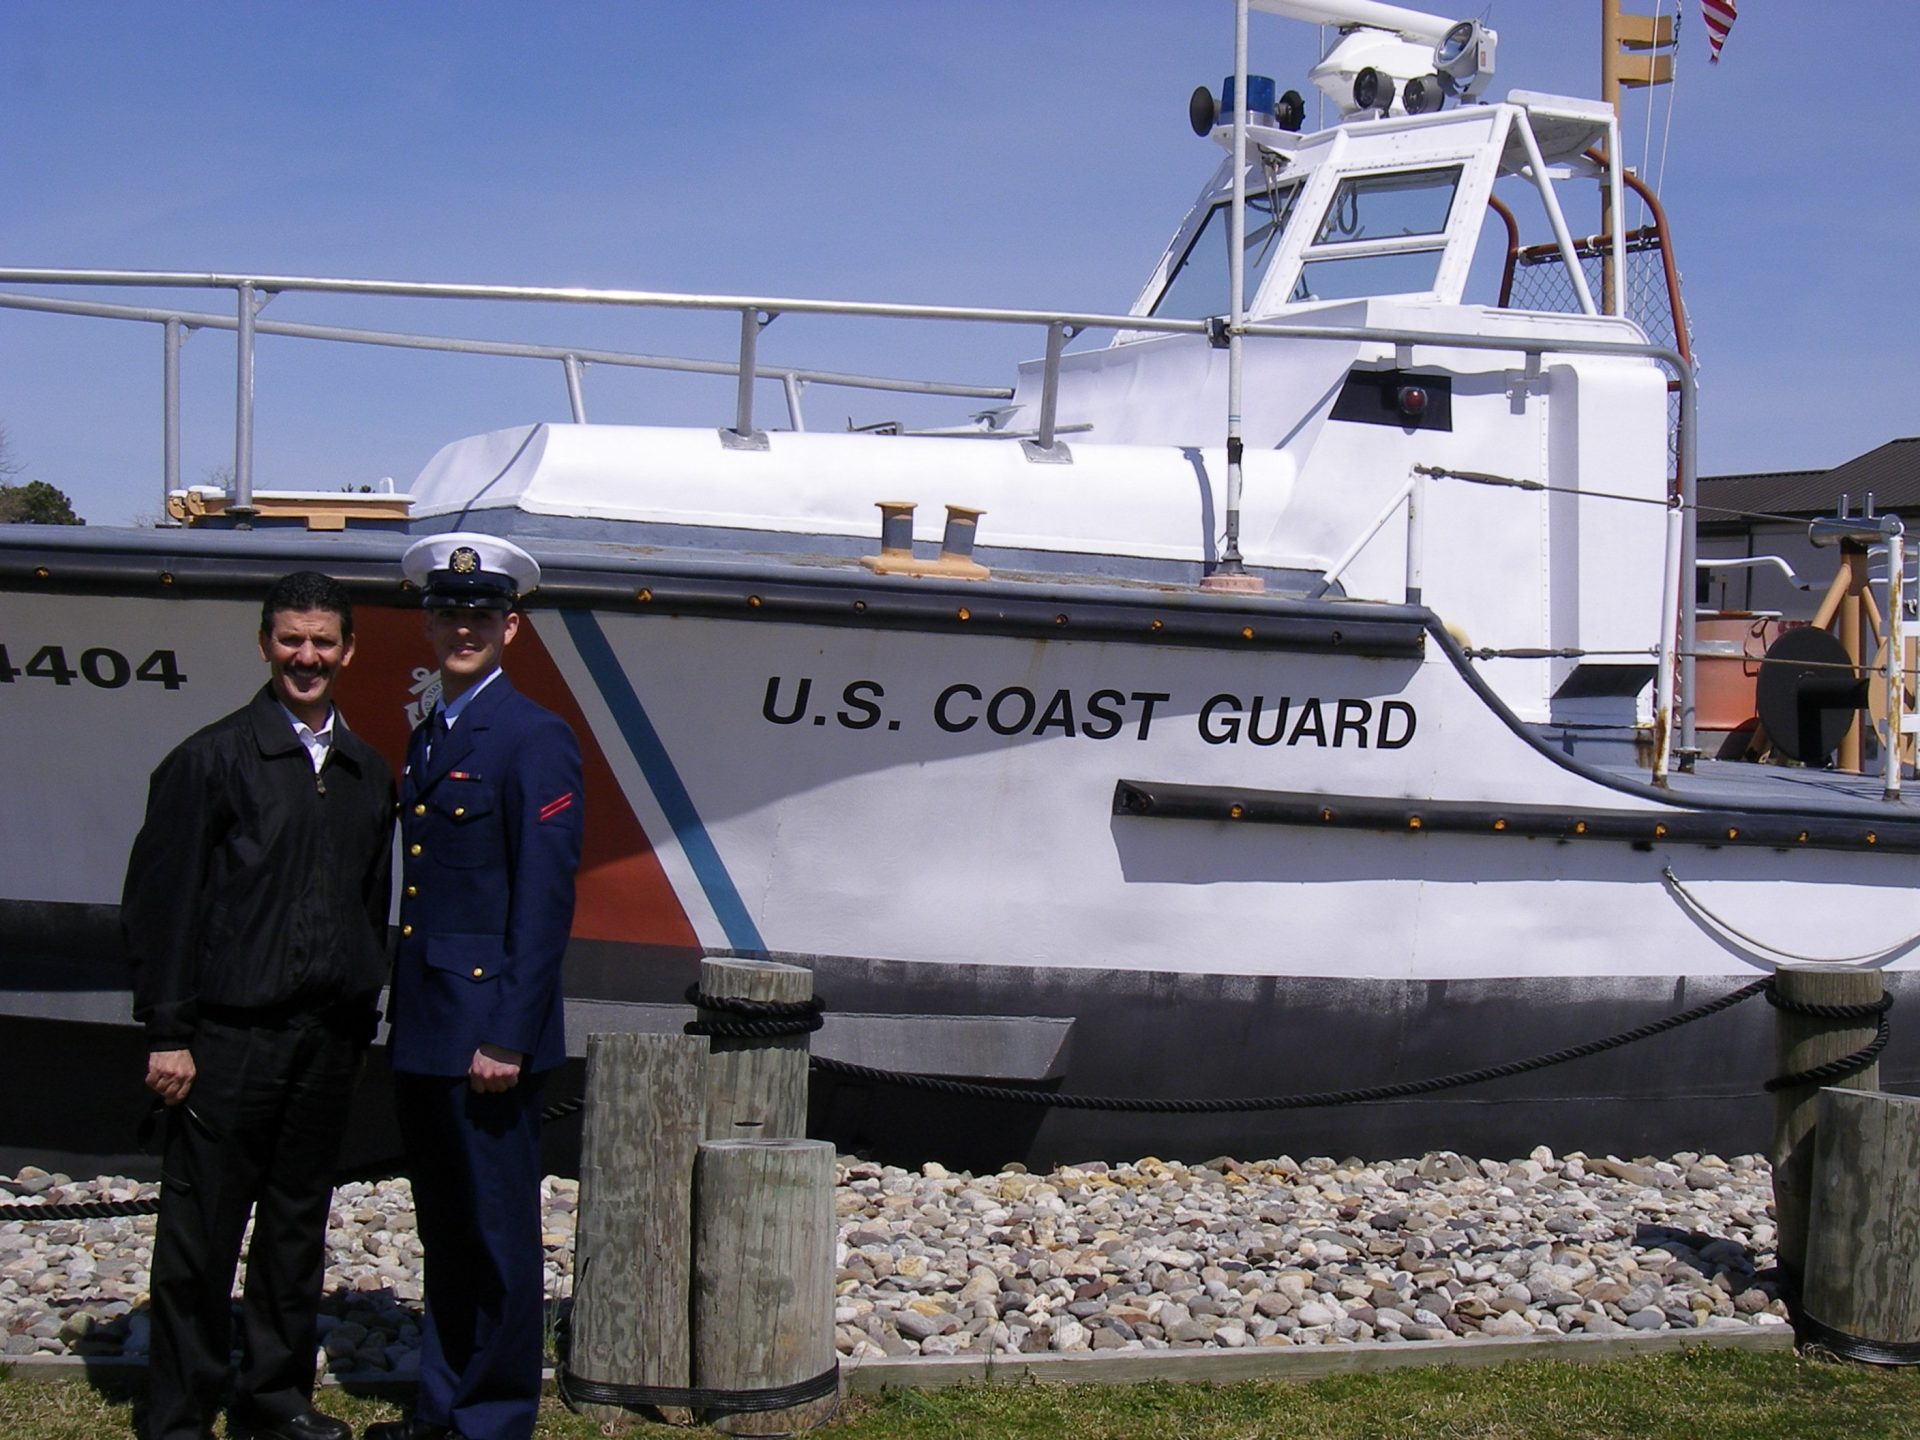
[{"xmin": 2, "ymin": 1, "xmax": 1914, "ymax": 525}]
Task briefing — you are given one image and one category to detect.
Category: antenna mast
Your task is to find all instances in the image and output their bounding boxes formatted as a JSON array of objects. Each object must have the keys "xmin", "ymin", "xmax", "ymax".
[{"xmin": 1598, "ymin": 0, "xmax": 1676, "ymax": 310}]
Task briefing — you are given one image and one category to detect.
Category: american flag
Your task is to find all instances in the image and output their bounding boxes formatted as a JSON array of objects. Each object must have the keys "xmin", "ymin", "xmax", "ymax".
[{"xmin": 1703, "ymin": 0, "xmax": 1738, "ymax": 63}]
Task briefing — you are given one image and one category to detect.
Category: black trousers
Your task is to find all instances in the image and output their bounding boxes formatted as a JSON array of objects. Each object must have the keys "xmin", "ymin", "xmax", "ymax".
[{"xmin": 145, "ymin": 1015, "xmax": 361, "ymax": 1440}]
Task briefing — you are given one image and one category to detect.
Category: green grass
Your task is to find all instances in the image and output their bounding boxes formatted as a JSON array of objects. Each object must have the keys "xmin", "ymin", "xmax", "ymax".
[{"xmin": 7, "ymin": 1348, "xmax": 1920, "ymax": 1439}]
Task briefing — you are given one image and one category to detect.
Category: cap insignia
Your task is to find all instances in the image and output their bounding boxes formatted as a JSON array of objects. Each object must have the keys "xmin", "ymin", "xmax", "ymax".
[{"xmin": 450, "ymin": 546, "xmax": 480, "ymax": 575}]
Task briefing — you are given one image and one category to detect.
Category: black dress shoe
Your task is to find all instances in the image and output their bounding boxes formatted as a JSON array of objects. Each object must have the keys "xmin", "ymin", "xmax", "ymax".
[
  {"xmin": 231, "ymin": 1412, "xmax": 353, "ymax": 1440},
  {"xmin": 362, "ymin": 1418, "xmax": 458, "ymax": 1440}
]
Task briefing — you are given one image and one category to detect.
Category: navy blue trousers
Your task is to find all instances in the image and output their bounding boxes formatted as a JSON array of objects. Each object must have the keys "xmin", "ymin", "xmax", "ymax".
[{"xmin": 395, "ymin": 1073, "xmax": 546, "ymax": 1440}]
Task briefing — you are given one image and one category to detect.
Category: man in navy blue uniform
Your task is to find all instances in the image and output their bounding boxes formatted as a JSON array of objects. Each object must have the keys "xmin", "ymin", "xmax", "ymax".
[{"xmin": 368, "ymin": 535, "xmax": 583, "ymax": 1440}]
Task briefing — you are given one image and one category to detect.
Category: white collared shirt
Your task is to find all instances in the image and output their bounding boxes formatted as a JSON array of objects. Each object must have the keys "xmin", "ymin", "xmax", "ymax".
[
  {"xmin": 280, "ymin": 704, "xmax": 336, "ymax": 774},
  {"xmin": 439, "ymin": 666, "xmax": 503, "ymax": 733}
]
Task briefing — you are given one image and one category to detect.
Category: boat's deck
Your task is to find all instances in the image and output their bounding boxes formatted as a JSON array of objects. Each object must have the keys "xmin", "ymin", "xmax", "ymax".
[{"xmin": 1610, "ymin": 756, "xmax": 1920, "ymax": 820}]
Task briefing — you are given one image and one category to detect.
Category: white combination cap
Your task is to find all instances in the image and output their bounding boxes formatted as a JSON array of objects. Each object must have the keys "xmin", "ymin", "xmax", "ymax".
[{"xmin": 401, "ymin": 532, "xmax": 541, "ymax": 610}]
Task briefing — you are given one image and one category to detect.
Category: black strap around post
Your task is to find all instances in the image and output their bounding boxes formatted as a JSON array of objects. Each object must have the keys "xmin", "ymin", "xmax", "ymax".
[
  {"xmin": 559, "ymin": 1362, "xmax": 840, "ymax": 1415},
  {"xmin": 1794, "ymin": 1308, "xmax": 1920, "ymax": 1367}
]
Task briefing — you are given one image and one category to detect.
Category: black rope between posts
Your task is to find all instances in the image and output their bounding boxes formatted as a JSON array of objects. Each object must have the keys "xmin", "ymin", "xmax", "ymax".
[
  {"xmin": 808, "ymin": 976, "xmax": 1777, "ymax": 1113},
  {"xmin": 0, "ymin": 974, "xmax": 1898, "ymax": 1222},
  {"xmin": 0, "ymin": 1096, "xmax": 586, "ymax": 1222},
  {"xmin": 0, "ymin": 1195, "xmax": 161, "ymax": 1222}
]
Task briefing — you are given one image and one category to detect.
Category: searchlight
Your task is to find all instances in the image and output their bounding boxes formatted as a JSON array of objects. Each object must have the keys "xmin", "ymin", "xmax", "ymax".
[{"xmin": 1242, "ymin": 0, "xmax": 1498, "ymax": 118}]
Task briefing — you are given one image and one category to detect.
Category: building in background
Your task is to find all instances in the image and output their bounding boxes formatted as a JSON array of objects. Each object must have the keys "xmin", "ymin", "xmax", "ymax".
[{"xmin": 1698, "ymin": 437, "xmax": 1920, "ymax": 621}]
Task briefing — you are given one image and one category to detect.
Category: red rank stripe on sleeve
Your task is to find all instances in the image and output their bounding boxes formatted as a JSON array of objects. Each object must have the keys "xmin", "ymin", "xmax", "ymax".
[{"xmin": 538, "ymin": 792, "xmax": 576, "ymax": 823}]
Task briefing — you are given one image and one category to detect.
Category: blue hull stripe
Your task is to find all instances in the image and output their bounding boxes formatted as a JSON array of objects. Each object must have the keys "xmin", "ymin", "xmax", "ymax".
[{"xmin": 560, "ymin": 609, "xmax": 764, "ymax": 951}]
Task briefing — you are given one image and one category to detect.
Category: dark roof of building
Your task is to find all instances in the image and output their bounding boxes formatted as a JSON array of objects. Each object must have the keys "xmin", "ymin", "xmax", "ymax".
[{"xmin": 1698, "ymin": 437, "xmax": 1920, "ymax": 524}]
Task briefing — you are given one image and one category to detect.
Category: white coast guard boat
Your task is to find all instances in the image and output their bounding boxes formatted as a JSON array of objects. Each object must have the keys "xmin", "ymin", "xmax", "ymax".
[{"xmin": 2, "ymin": 0, "xmax": 1915, "ymax": 1174}]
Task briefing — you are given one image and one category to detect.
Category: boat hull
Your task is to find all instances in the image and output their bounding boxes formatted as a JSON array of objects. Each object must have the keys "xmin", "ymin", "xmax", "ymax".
[
  {"xmin": 4, "ymin": 535, "xmax": 1917, "ymax": 1170},
  {"xmin": 6, "ymin": 925, "xmax": 1915, "ymax": 1176}
]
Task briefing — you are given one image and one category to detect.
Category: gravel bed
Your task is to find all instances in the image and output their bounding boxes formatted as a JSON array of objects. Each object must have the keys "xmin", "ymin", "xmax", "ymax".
[{"xmin": 0, "ymin": 1147, "xmax": 1789, "ymax": 1368}]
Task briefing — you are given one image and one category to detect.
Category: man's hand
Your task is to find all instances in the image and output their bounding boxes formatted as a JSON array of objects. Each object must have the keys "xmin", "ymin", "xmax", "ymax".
[
  {"xmin": 146, "ymin": 1048, "xmax": 196, "ymax": 1106},
  {"xmin": 468, "ymin": 1043, "xmax": 524, "ymax": 1094}
]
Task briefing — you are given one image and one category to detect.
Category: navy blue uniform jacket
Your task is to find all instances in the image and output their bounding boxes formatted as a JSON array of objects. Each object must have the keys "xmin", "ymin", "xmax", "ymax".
[{"xmin": 390, "ymin": 674, "xmax": 583, "ymax": 1076}]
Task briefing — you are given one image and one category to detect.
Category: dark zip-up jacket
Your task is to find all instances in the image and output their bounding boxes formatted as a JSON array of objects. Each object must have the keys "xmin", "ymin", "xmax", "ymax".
[{"xmin": 122, "ymin": 685, "xmax": 396, "ymax": 1049}]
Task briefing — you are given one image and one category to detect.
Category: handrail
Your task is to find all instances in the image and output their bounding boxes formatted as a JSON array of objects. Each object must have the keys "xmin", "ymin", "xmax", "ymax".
[
  {"xmin": 1488, "ymin": 195, "xmax": 1522, "ymax": 309},
  {"xmin": 1598, "ymin": 151, "xmax": 1691, "ymax": 366},
  {"xmin": 0, "ymin": 267, "xmax": 1214, "ymax": 334},
  {"xmin": 234, "ymin": 283, "xmax": 257, "ymax": 517},
  {"xmin": 0, "ymin": 269, "xmax": 1699, "ymax": 753},
  {"xmin": 0, "ymin": 267, "xmax": 1204, "ymax": 523},
  {"xmin": 1034, "ymin": 321, "xmax": 1074, "ymax": 454},
  {"xmin": 1308, "ymin": 469, "xmax": 1421, "ymax": 603},
  {"xmin": 0, "ymin": 291, "xmax": 1017, "ymax": 402},
  {"xmin": 1886, "ymin": 524, "xmax": 1907, "ymax": 802},
  {"xmin": 1508, "ymin": 112, "xmax": 1599, "ymax": 317}
]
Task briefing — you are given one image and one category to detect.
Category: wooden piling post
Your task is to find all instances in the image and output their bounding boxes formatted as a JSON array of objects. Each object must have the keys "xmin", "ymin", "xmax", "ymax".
[
  {"xmin": 1801, "ymin": 1088, "xmax": 1920, "ymax": 1360},
  {"xmin": 1770, "ymin": 964, "xmax": 1884, "ymax": 1286},
  {"xmin": 696, "ymin": 956, "xmax": 814, "ymax": 1141},
  {"xmin": 692, "ymin": 1138, "xmax": 839, "ymax": 1434},
  {"xmin": 568, "ymin": 1032, "xmax": 708, "ymax": 1427}
]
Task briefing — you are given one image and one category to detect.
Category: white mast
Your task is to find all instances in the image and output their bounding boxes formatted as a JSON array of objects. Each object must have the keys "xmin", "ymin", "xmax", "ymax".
[{"xmin": 1203, "ymin": 0, "xmax": 1263, "ymax": 592}]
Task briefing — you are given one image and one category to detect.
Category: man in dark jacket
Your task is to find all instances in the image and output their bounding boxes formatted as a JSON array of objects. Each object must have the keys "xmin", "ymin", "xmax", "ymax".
[
  {"xmin": 367, "ymin": 534, "xmax": 581, "ymax": 1440},
  {"xmin": 123, "ymin": 570, "xmax": 395, "ymax": 1440}
]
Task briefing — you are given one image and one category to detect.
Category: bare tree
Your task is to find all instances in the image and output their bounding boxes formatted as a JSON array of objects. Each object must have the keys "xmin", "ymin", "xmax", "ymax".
[{"xmin": 0, "ymin": 424, "xmax": 22, "ymax": 479}]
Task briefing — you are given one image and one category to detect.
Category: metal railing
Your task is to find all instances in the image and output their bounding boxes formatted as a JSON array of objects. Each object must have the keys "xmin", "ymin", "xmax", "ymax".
[
  {"xmin": 0, "ymin": 289, "xmax": 1023, "ymax": 496},
  {"xmin": 0, "ymin": 268, "xmax": 1223, "ymax": 518},
  {"xmin": 1238, "ymin": 314, "xmax": 1699, "ymax": 765},
  {"xmin": 0, "ymin": 268, "xmax": 1699, "ymax": 753}
]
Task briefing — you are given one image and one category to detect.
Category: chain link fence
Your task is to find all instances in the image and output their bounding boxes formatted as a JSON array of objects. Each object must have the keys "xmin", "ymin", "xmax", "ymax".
[{"xmin": 1506, "ymin": 226, "xmax": 1694, "ymax": 482}]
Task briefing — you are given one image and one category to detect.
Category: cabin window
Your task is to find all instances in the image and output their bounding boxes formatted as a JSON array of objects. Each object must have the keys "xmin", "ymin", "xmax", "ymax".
[
  {"xmin": 1295, "ymin": 249, "xmax": 1447, "ymax": 302},
  {"xmin": 1289, "ymin": 165, "xmax": 1464, "ymax": 303},
  {"xmin": 1315, "ymin": 167, "xmax": 1461, "ymax": 244},
  {"xmin": 1151, "ymin": 181, "xmax": 1300, "ymax": 320}
]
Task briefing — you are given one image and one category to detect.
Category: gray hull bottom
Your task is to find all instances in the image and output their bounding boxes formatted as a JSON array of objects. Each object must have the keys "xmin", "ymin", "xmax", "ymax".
[{"xmin": 7, "ymin": 904, "xmax": 1911, "ymax": 1177}]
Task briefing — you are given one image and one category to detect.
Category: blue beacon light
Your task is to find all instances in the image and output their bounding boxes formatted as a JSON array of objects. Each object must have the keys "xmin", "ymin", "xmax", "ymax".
[{"xmin": 1221, "ymin": 74, "xmax": 1279, "ymax": 125}]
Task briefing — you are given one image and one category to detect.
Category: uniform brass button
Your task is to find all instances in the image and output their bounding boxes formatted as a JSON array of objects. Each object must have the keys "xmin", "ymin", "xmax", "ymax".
[
  {"xmin": 401, "ymin": 924, "xmax": 414, "ymax": 937},
  {"xmin": 453, "ymin": 806, "xmax": 466, "ymax": 818},
  {"xmin": 472, "ymin": 967, "xmax": 485, "ymax": 978},
  {"xmin": 413, "ymin": 803, "xmax": 427, "ymax": 816},
  {"xmin": 408, "ymin": 843, "xmax": 423, "ymax": 857},
  {"xmin": 405, "ymin": 885, "xmax": 418, "ymax": 898}
]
